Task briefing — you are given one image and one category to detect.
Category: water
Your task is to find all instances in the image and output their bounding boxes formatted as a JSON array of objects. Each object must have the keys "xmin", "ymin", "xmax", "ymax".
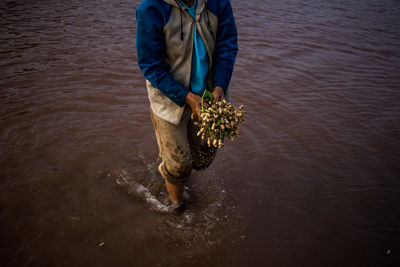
[{"xmin": 1, "ymin": 0, "xmax": 399, "ymax": 266}]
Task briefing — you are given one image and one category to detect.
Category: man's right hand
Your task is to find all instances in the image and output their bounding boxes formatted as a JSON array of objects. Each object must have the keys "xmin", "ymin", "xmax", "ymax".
[{"xmin": 185, "ymin": 92, "xmax": 205, "ymax": 119}]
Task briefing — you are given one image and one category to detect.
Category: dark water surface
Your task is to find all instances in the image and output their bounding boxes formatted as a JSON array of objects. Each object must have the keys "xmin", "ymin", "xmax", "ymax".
[{"xmin": 1, "ymin": 0, "xmax": 400, "ymax": 266}]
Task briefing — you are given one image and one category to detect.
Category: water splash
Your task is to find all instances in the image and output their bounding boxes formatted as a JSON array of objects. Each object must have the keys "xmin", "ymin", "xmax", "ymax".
[
  {"xmin": 114, "ymin": 158, "xmax": 243, "ymax": 262},
  {"xmin": 116, "ymin": 170, "xmax": 176, "ymax": 213}
]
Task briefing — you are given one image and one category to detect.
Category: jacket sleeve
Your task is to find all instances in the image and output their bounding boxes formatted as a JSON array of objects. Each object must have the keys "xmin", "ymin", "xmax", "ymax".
[
  {"xmin": 212, "ymin": 0, "xmax": 238, "ymax": 93},
  {"xmin": 136, "ymin": 3, "xmax": 189, "ymax": 107}
]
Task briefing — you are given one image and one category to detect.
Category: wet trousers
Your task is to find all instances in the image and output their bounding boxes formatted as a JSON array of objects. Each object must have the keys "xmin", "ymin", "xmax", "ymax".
[{"xmin": 150, "ymin": 106, "xmax": 217, "ymax": 185}]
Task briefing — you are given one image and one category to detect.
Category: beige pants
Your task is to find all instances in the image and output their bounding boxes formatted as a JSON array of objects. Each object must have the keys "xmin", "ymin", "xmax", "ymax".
[{"xmin": 150, "ymin": 106, "xmax": 217, "ymax": 185}]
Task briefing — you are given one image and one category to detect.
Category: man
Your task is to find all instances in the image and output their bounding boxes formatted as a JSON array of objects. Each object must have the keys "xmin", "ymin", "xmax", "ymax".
[{"xmin": 136, "ymin": 0, "xmax": 238, "ymax": 208}]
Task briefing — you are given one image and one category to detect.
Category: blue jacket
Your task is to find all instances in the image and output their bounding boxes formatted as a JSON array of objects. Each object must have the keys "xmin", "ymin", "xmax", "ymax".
[{"xmin": 136, "ymin": 0, "xmax": 238, "ymax": 124}]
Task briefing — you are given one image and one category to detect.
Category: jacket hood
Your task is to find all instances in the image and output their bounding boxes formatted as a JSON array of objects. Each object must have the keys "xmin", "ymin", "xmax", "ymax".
[{"xmin": 163, "ymin": 0, "xmax": 207, "ymax": 14}]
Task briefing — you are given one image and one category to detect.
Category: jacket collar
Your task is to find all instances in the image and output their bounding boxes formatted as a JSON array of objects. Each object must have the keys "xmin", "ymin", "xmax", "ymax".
[{"xmin": 164, "ymin": 0, "xmax": 206, "ymax": 15}]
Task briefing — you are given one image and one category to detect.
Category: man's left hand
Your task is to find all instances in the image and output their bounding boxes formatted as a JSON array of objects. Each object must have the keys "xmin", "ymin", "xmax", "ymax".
[{"xmin": 212, "ymin": 86, "xmax": 226, "ymax": 104}]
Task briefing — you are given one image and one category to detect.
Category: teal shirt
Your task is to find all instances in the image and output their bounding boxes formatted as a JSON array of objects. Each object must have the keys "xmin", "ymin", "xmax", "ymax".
[{"xmin": 178, "ymin": 0, "xmax": 209, "ymax": 96}]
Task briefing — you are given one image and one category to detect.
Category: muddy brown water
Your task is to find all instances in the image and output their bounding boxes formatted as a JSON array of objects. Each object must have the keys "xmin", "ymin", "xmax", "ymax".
[{"xmin": 1, "ymin": 0, "xmax": 400, "ymax": 266}]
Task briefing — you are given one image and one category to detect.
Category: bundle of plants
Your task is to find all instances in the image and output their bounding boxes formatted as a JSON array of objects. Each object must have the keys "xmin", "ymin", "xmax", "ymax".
[{"xmin": 191, "ymin": 90, "xmax": 245, "ymax": 148}]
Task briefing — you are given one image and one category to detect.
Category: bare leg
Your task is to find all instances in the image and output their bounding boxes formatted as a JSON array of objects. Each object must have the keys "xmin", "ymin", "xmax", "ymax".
[
  {"xmin": 164, "ymin": 179, "xmax": 184, "ymax": 204},
  {"xmin": 158, "ymin": 163, "xmax": 184, "ymax": 205}
]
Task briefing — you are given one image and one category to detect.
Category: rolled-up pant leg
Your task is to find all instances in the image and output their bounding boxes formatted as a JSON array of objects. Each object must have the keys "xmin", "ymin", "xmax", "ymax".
[{"xmin": 150, "ymin": 107, "xmax": 192, "ymax": 185}]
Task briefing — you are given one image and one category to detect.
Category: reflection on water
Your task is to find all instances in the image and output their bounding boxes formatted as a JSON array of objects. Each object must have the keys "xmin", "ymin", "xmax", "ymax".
[{"xmin": 1, "ymin": 0, "xmax": 400, "ymax": 266}]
